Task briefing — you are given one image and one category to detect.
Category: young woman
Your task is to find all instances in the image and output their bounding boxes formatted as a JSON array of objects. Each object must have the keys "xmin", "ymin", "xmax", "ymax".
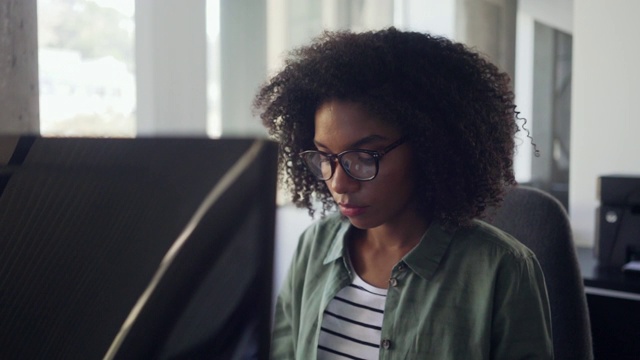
[{"xmin": 254, "ymin": 28, "xmax": 552, "ymax": 359}]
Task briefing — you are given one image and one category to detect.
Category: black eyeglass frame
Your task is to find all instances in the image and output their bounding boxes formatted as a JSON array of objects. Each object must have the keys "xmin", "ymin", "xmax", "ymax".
[{"xmin": 299, "ymin": 137, "xmax": 406, "ymax": 181}]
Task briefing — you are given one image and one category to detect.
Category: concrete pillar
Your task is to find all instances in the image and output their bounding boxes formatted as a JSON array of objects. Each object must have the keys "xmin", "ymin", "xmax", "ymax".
[
  {"xmin": 0, "ymin": 0, "xmax": 39, "ymax": 135},
  {"xmin": 456, "ymin": 0, "xmax": 517, "ymax": 80}
]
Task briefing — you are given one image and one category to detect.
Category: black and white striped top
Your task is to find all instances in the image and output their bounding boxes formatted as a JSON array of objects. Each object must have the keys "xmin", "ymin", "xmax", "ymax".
[{"xmin": 317, "ymin": 274, "xmax": 387, "ymax": 359}]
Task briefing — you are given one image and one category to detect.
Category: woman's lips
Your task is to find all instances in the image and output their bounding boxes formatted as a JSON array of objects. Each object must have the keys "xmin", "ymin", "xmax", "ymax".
[{"xmin": 339, "ymin": 203, "xmax": 367, "ymax": 217}]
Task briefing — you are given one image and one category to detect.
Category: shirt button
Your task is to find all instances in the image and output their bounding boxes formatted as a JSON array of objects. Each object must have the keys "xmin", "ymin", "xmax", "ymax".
[
  {"xmin": 389, "ymin": 278, "xmax": 398, "ymax": 287},
  {"xmin": 381, "ymin": 339, "xmax": 392, "ymax": 349}
]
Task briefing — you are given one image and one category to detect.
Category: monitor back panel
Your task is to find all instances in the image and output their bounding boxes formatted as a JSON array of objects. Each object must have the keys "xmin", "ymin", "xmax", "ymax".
[{"xmin": 0, "ymin": 136, "xmax": 277, "ymax": 359}]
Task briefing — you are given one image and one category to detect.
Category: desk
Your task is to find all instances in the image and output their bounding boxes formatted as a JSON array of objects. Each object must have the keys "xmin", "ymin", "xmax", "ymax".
[
  {"xmin": 576, "ymin": 247, "xmax": 640, "ymax": 360},
  {"xmin": 578, "ymin": 247, "xmax": 640, "ymax": 300}
]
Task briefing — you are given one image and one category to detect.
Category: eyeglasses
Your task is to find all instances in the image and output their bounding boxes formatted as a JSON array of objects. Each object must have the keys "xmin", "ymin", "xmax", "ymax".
[{"xmin": 299, "ymin": 138, "xmax": 405, "ymax": 181}]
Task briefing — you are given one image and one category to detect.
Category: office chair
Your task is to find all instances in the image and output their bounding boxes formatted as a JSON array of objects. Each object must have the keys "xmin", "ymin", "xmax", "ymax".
[{"xmin": 487, "ymin": 185, "xmax": 594, "ymax": 360}]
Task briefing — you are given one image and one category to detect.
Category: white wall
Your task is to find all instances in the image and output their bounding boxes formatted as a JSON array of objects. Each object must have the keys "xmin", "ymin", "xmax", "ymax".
[
  {"xmin": 513, "ymin": 10, "xmax": 534, "ymax": 183},
  {"xmin": 570, "ymin": 0, "xmax": 640, "ymax": 246}
]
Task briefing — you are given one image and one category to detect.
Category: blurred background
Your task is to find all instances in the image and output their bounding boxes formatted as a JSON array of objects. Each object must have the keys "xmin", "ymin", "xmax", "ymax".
[
  {"xmin": 2, "ymin": 0, "xmax": 640, "ymax": 250},
  {"xmin": 33, "ymin": 0, "xmax": 560, "ymax": 196}
]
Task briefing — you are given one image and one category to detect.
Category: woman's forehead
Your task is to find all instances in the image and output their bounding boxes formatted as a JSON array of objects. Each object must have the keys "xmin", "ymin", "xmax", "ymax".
[
  {"xmin": 313, "ymin": 100, "xmax": 400, "ymax": 151},
  {"xmin": 314, "ymin": 100, "xmax": 398, "ymax": 134}
]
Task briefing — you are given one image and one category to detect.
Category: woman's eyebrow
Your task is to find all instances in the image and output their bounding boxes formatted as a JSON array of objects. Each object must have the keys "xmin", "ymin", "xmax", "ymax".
[
  {"xmin": 314, "ymin": 135, "xmax": 390, "ymax": 151},
  {"xmin": 350, "ymin": 135, "xmax": 389, "ymax": 148}
]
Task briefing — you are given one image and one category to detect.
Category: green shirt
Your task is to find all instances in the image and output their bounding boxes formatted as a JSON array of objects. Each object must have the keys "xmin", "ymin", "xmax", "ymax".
[{"xmin": 272, "ymin": 213, "xmax": 553, "ymax": 359}]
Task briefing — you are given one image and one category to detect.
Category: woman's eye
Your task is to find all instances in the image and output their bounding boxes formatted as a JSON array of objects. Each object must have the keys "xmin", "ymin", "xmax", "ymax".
[{"xmin": 357, "ymin": 154, "xmax": 376, "ymax": 164}]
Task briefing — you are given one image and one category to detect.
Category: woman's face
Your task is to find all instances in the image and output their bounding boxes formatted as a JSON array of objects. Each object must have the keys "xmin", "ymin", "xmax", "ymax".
[{"xmin": 313, "ymin": 99, "xmax": 419, "ymax": 230}]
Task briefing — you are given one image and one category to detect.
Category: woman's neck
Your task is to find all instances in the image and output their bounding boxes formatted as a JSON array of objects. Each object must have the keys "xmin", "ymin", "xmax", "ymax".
[
  {"xmin": 347, "ymin": 213, "xmax": 431, "ymax": 288},
  {"xmin": 362, "ymin": 212, "xmax": 430, "ymax": 250}
]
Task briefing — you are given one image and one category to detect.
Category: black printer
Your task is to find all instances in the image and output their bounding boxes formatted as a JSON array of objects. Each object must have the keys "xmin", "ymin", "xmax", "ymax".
[{"xmin": 595, "ymin": 175, "xmax": 640, "ymax": 268}]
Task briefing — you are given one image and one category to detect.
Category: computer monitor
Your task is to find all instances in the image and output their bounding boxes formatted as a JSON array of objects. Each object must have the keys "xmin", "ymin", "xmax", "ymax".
[{"xmin": 0, "ymin": 136, "xmax": 278, "ymax": 359}]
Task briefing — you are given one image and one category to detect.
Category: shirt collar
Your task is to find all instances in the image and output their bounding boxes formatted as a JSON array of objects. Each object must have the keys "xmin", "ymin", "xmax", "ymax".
[
  {"xmin": 403, "ymin": 222, "xmax": 455, "ymax": 280},
  {"xmin": 323, "ymin": 216, "xmax": 351, "ymax": 265},
  {"xmin": 322, "ymin": 217, "xmax": 455, "ymax": 281}
]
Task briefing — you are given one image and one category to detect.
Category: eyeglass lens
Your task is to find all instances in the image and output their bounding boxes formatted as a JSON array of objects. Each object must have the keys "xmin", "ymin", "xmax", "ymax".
[{"xmin": 302, "ymin": 151, "xmax": 378, "ymax": 181}]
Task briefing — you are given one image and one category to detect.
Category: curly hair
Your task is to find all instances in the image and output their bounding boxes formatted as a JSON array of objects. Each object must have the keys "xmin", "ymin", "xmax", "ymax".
[{"xmin": 253, "ymin": 27, "xmax": 519, "ymax": 228}]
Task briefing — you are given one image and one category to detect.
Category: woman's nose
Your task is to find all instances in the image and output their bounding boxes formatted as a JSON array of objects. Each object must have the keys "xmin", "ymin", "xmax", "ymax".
[{"xmin": 328, "ymin": 162, "xmax": 360, "ymax": 194}]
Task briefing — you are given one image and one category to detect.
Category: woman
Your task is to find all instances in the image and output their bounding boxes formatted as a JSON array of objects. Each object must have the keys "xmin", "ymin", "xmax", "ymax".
[{"xmin": 254, "ymin": 28, "xmax": 552, "ymax": 359}]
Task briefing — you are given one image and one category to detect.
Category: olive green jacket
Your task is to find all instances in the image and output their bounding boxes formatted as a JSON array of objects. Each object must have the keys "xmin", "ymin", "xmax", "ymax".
[{"xmin": 272, "ymin": 213, "xmax": 553, "ymax": 359}]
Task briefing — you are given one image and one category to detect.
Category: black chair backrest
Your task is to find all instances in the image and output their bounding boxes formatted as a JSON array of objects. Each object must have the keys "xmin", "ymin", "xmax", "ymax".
[{"xmin": 488, "ymin": 185, "xmax": 593, "ymax": 360}]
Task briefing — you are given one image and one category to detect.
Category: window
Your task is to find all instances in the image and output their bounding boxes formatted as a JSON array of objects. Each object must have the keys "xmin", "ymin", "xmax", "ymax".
[
  {"xmin": 530, "ymin": 22, "xmax": 572, "ymax": 210},
  {"xmin": 38, "ymin": 0, "xmax": 135, "ymax": 137},
  {"xmin": 37, "ymin": 1, "xmax": 455, "ymax": 139}
]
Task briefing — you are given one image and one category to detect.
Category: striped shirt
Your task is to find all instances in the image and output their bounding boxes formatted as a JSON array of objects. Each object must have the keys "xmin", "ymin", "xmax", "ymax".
[{"xmin": 317, "ymin": 273, "xmax": 387, "ymax": 359}]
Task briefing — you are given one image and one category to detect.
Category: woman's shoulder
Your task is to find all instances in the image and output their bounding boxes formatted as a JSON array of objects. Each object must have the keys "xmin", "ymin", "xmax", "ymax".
[
  {"xmin": 295, "ymin": 212, "xmax": 349, "ymax": 255},
  {"xmin": 299, "ymin": 212, "xmax": 346, "ymax": 240},
  {"xmin": 452, "ymin": 219, "xmax": 536, "ymax": 260},
  {"xmin": 302, "ymin": 211, "xmax": 345, "ymax": 232}
]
